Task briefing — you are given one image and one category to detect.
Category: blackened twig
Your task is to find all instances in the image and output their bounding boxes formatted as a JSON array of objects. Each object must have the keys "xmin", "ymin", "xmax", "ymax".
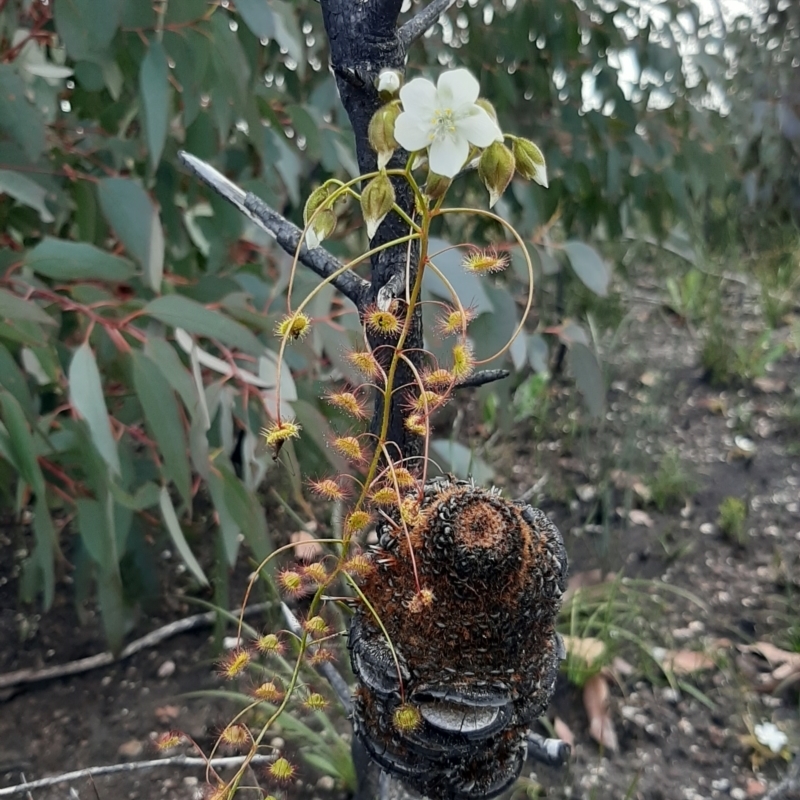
[
  {"xmin": 0, "ymin": 602, "xmax": 272, "ymax": 691},
  {"xmin": 453, "ymin": 369, "xmax": 510, "ymax": 391},
  {"xmin": 526, "ymin": 732, "xmax": 570, "ymax": 767},
  {"xmin": 0, "ymin": 756, "xmax": 275, "ymax": 797},
  {"xmin": 178, "ymin": 152, "xmax": 369, "ymax": 308},
  {"xmin": 398, "ymin": 0, "xmax": 456, "ymax": 49}
]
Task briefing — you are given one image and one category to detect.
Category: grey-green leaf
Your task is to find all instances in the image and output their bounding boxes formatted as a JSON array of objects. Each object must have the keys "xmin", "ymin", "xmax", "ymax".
[
  {"xmin": 207, "ymin": 470, "xmax": 242, "ymax": 566},
  {"xmin": 144, "ymin": 336, "xmax": 204, "ymax": 421},
  {"xmin": 0, "ymin": 288, "xmax": 56, "ymax": 326},
  {"xmin": 0, "ymin": 389, "xmax": 46, "ymax": 496},
  {"xmin": 527, "ymin": 333, "xmax": 549, "ymax": 374},
  {"xmin": 140, "ymin": 41, "xmax": 170, "ymax": 169},
  {"xmin": 563, "ymin": 241, "xmax": 611, "ymax": 297},
  {"xmin": 271, "ymin": 1, "xmax": 304, "ymax": 69},
  {"xmin": 0, "ymin": 169, "xmax": 54, "ymax": 222},
  {"xmin": 131, "ymin": 351, "xmax": 191, "ymax": 508},
  {"xmin": 217, "ymin": 461, "xmax": 270, "ymax": 563},
  {"xmin": 424, "ymin": 237, "xmax": 494, "ymax": 314},
  {"xmin": 159, "ymin": 487, "xmax": 209, "ymax": 586},
  {"xmin": 569, "ymin": 342, "xmax": 605, "ymax": 418},
  {"xmin": 68, "ymin": 343, "xmax": 121, "ymax": 475},
  {"xmin": 98, "ymin": 178, "xmax": 164, "ymax": 291},
  {"xmin": 76, "ymin": 497, "xmax": 117, "ymax": 571},
  {"xmin": 27, "ymin": 238, "xmax": 135, "ymax": 282},
  {"xmin": 144, "ymin": 295, "xmax": 264, "ymax": 357},
  {"xmin": 54, "ymin": 0, "xmax": 123, "ymax": 60},
  {"xmin": 0, "ymin": 65, "xmax": 46, "ymax": 161},
  {"xmin": 33, "ymin": 498, "xmax": 56, "ymax": 610},
  {"xmin": 429, "ymin": 439, "xmax": 494, "ymax": 484},
  {"xmin": 236, "ymin": 0, "xmax": 275, "ymax": 38}
]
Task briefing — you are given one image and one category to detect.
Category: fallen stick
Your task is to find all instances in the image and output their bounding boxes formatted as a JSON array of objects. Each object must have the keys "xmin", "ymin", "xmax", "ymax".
[
  {"xmin": 0, "ymin": 603, "xmax": 271, "ymax": 691},
  {"xmin": 0, "ymin": 755, "xmax": 274, "ymax": 797}
]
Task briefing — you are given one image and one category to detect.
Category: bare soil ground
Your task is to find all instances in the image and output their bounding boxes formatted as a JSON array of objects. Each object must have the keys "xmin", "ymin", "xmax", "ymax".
[{"xmin": 1, "ymin": 284, "xmax": 798, "ymax": 800}]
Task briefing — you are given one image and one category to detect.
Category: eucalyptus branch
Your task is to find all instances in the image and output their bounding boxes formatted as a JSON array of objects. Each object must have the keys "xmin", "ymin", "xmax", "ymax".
[
  {"xmin": 178, "ymin": 151, "xmax": 369, "ymax": 308},
  {"xmin": 398, "ymin": 0, "xmax": 456, "ymax": 49}
]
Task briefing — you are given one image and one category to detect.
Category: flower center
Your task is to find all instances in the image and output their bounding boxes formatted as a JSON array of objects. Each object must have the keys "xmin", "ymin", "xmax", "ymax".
[{"xmin": 430, "ymin": 108, "xmax": 457, "ymax": 140}]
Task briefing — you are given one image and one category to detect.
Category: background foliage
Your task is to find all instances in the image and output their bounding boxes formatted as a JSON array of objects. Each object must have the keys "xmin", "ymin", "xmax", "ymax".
[{"xmin": 0, "ymin": 0, "xmax": 793, "ymax": 647}]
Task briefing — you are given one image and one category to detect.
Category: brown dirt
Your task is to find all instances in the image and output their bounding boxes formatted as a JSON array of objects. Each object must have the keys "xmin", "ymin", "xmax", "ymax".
[{"xmin": 1, "ymin": 288, "xmax": 799, "ymax": 800}]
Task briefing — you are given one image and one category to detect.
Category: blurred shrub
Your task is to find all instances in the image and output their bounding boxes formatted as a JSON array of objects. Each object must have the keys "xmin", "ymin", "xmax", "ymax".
[
  {"xmin": 724, "ymin": 0, "xmax": 800, "ymax": 243},
  {"xmin": 0, "ymin": 0, "xmax": 735, "ymax": 645}
]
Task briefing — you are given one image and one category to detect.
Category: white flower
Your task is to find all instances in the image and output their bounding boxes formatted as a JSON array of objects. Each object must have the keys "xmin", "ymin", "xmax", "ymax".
[
  {"xmin": 754, "ymin": 722, "xmax": 788, "ymax": 754},
  {"xmin": 376, "ymin": 69, "xmax": 401, "ymax": 95},
  {"xmin": 393, "ymin": 68, "xmax": 502, "ymax": 179}
]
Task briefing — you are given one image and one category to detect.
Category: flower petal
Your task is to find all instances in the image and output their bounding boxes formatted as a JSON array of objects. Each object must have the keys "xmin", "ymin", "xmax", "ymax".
[
  {"xmin": 455, "ymin": 106, "xmax": 502, "ymax": 147},
  {"xmin": 399, "ymin": 77, "xmax": 438, "ymax": 118},
  {"xmin": 394, "ymin": 111, "xmax": 434, "ymax": 152},
  {"xmin": 429, "ymin": 134, "xmax": 469, "ymax": 179},
  {"xmin": 305, "ymin": 226, "xmax": 321, "ymax": 249},
  {"xmin": 437, "ymin": 68, "xmax": 480, "ymax": 109}
]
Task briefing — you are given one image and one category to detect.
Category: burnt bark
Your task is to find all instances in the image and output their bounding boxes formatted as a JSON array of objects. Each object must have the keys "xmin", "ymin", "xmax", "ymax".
[{"xmin": 320, "ymin": 0, "xmax": 428, "ymax": 473}]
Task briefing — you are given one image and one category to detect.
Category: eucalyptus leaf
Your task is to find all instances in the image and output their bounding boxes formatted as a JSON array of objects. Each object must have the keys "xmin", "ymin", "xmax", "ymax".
[
  {"xmin": 528, "ymin": 333, "xmax": 549, "ymax": 375},
  {"xmin": 0, "ymin": 169, "xmax": 54, "ymax": 222},
  {"xmin": 27, "ymin": 238, "xmax": 135, "ymax": 282},
  {"xmin": 54, "ymin": 0, "xmax": 123, "ymax": 60},
  {"xmin": 568, "ymin": 342, "xmax": 605, "ymax": 418},
  {"xmin": 429, "ymin": 439, "xmax": 493, "ymax": 484},
  {"xmin": 424, "ymin": 237, "xmax": 494, "ymax": 315},
  {"xmin": 98, "ymin": 178, "xmax": 164, "ymax": 291},
  {"xmin": 0, "ymin": 65, "xmax": 46, "ymax": 161},
  {"xmin": 140, "ymin": 40, "xmax": 170, "ymax": 169},
  {"xmin": 144, "ymin": 295, "xmax": 264, "ymax": 357},
  {"xmin": 0, "ymin": 390, "xmax": 45, "ymax": 495},
  {"xmin": 159, "ymin": 486, "xmax": 209, "ymax": 586},
  {"xmin": 563, "ymin": 241, "xmax": 611, "ymax": 297},
  {"xmin": 0, "ymin": 288, "xmax": 55, "ymax": 326},
  {"xmin": 236, "ymin": 0, "xmax": 276, "ymax": 38},
  {"xmin": 132, "ymin": 351, "xmax": 192, "ymax": 508},
  {"xmin": 68, "ymin": 343, "xmax": 121, "ymax": 475},
  {"xmin": 216, "ymin": 461, "xmax": 270, "ymax": 563},
  {"xmin": 32, "ymin": 497, "xmax": 56, "ymax": 610}
]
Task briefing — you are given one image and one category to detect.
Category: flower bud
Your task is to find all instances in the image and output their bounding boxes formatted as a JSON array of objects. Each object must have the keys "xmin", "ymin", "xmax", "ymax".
[
  {"xmin": 424, "ymin": 171, "xmax": 451, "ymax": 200},
  {"xmin": 305, "ymin": 208, "xmax": 337, "ymax": 249},
  {"xmin": 361, "ymin": 171, "xmax": 396, "ymax": 239},
  {"xmin": 513, "ymin": 137, "xmax": 548, "ymax": 187},
  {"xmin": 368, "ymin": 102, "xmax": 400, "ymax": 169},
  {"xmin": 476, "ymin": 97, "xmax": 499, "ymax": 124},
  {"xmin": 478, "ymin": 140, "xmax": 515, "ymax": 208},
  {"xmin": 376, "ymin": 69, "xmax": 402, "ymax": 97},
  {"xmin": 303, "ymin": 183, "xmax": 333, "ymax": 225}
]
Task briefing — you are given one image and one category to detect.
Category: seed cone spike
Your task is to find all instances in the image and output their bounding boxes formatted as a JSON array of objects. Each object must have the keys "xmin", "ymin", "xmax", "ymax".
[{"xmin": 349, "ymin": 477, "xmax": 568, "ymax": 799}]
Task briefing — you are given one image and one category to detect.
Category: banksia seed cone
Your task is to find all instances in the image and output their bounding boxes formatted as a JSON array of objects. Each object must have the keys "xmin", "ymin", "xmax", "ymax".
[{"xmin": 349, "ymin": 477, "xmax": 568, "ymax": 799}]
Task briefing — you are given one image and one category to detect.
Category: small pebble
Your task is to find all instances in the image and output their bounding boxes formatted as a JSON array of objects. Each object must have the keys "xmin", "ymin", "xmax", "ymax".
[
  {"xmin": 316, "ymin": 775, "xmax": 335, "ymax": 791},
  {"xmin": 117, "ymin": 739, "xmax": 144, "ymax": 759},
  {"xmin": 157, "ymin": 659, "xmax": 176, "ymax": 678},
  {"xmin": 731, "ymin": 789, "xmax": 746, "ymax": 800},
  {"xmin": 745, "ymin": 778, "xmax": 765, "ymax": 797},
  {"xmin": 661, "ymin": 687, "xmax": 681, "ymax": 704}
]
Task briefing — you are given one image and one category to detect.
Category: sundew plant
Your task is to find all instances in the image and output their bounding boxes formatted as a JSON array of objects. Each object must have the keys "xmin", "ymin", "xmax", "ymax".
[{"xmin": 170, "ymin": 63, "xmax": 568, "ymax": 800}]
